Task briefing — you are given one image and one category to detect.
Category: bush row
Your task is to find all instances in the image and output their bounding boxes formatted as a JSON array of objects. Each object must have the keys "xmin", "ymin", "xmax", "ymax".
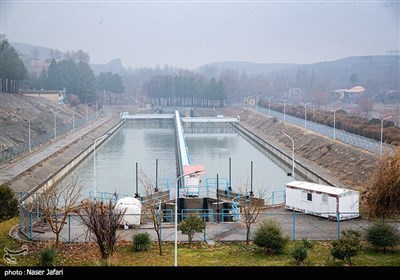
[{"xmin": 258, "ymin": 100, "xmax": 400, "ymax": 145}]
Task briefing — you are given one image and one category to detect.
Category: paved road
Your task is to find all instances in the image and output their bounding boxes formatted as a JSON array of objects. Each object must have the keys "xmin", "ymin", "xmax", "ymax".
[{"xmin": 0, "ymin": 114, "xmax": 113, "ymax": 187}]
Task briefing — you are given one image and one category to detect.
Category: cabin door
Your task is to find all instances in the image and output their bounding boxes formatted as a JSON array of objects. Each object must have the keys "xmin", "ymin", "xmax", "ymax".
[{"xmin": 320, "ymin": 193, "xmax": 328, "ymax": 215}]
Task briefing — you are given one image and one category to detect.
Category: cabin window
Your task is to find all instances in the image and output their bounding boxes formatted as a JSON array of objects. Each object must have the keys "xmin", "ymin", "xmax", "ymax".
[
  {"xmin": 322, "ymin": 194, "xmax": 328, "ymax": 203},
  {"xmin": 303, "ymin": 192, "xmax": 312, "ymax": 201}
]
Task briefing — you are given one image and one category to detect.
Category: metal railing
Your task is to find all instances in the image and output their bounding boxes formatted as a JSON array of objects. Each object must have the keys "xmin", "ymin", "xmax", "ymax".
[
  {"xmin": 254, "ymin": 105, "xmax": 396, "ymax": 155},
  {"xmin": 18, "ymin": 207, "xmax": 399, "ymax": 243},
  {"xmin": 0, "ymin": 112, "xmax": 98, "ymax": 164}
]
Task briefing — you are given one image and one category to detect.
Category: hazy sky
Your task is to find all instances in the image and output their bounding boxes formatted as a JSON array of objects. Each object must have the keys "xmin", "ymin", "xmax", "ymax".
[{"xmin": 1, "ymin": 0, "xmax": 399, "ymax": 69}]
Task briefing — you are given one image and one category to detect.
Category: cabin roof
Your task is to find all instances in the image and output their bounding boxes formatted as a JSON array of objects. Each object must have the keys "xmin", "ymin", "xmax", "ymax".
[{"xmin": 285, "ymin": 181, "xmax": 358, "ymax": 196}]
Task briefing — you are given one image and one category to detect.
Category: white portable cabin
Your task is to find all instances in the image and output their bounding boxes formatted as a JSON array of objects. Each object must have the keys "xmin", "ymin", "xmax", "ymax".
[
  {"xmin": 285, "ymin": 181, "xmax": 359, "ymax": 221},
  {"xmin": 116, "ymin": 197, "xmax": 142, "ymax": 226}
]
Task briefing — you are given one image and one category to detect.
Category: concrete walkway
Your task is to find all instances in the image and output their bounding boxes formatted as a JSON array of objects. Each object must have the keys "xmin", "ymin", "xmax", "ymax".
[
  {"xmin": 0, "ymin": 114, "xmax": 113, "ymax": 187},
  {"xmin": 18, "ymin": 206, "xmax": 379, "ymax": 243}
]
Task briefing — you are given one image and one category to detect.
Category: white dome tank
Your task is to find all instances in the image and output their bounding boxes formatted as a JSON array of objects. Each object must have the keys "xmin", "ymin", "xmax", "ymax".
[{"xmin": 116, "ymin": 197, "xmax": 142, "ymax": 226}]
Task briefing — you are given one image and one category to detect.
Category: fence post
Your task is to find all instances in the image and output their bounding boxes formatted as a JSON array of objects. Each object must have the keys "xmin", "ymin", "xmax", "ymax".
[
  {"xmin": 68, "ymin": 214, "xmax": 71, "ymax": 243},
  {"xmin": 159, "ymin": 212, "xmax": 162, "ymax": 242},
  {"xmin": 272, "ymin": 191, "xmax": 275, "ymax": 205},
  {"xmin": 247, "ymin": 212, "xmax": 251, "ymax": 242},
  {"xmin": 29, "ymin": 212, "xmax": 32, "ymax": 240},
  {"xmin": 337, "ymin": 212, "xmax": 341, "ymax": 239},
  {"xmin": 292, "ymin": 211, "xmax": 296, "ymax": 241},
  {"xmin": 19, "ymin": 192, "xmax": 23, "ymax": 233},
  {"xmin": 203, "ymin": 212, "xmax": 207, "ymax": 242}
]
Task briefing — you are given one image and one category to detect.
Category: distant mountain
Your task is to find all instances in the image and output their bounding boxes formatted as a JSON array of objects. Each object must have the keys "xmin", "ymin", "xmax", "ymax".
[
  {"xmin": 195, "ymin": 61, "xmax": 296, "ymax": 75},
  {"xmin": 11, "ymin": 42, "xmax": 55, "ymax": 61},
  {"xmin": 91, "ymin": 59, "xmax": 124, "ymax": 75},
  {"xmin": 195, "ymin": 56, "xmax": 399, "ymax": 88},
  {"xmin": 11, "ymin": 41, "xmax": 124, "ymax": 75},
  {"xmin": 280, "ymin": 55, "xmax": 395, "ymax": 81}
]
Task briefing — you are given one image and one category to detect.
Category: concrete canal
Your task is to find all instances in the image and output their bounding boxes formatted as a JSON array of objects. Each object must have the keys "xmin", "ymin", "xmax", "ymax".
[{"xmin": 58, "ymin": 118, "xmax": 307, "ymax": 201}]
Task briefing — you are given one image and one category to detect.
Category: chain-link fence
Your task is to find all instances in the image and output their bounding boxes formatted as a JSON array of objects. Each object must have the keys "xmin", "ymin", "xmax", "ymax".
[
  {"xmin": 18, "ymin": 203, "xmax": 399, "ymax": 243},
  {"xmin": 0, "ymin": 112, "xmax": 97, "ymax": 164},
  {"xmin": 254, "ymin": 106, "xmax": 396, "ymax": 155}
]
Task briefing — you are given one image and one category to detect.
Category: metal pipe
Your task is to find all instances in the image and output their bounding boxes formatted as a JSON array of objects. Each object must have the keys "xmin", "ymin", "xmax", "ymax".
[
  {"xmin": 372, "ymin": 115, "xmax": 392, "ymax": 156},
  {"xmin": 250, "ymin": 161, "xmax": 254, "ymax": 196},
  {"xmin": 282, "ymin": 132, "xmax": 295, "ymax": 180},
  {"xmin": 228, "ymin": 157, "xmax": 232, "ymax": 191},
  {"xmin": 217, "ymin": 174, "xmax": 220, "ymax": 216},
  {"xmin": 135, "ymin": 162, "xmax": 139, "ymax": 198},
  {"xmin": 155, "ymin": 158, "xmax": 159, "ymax": 192}
]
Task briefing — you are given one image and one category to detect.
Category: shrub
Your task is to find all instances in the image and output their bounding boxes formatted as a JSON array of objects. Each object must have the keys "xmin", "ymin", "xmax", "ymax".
[
  {"xmin": 132, "ymin": 232, "xmax": 152, "ymax": 252},
  {"xmin": 301, "ymin": 237, "xmax": 314, "ymax": 249},
  {"xmin": 290, "ymin": 246, "xmax": 308, "ymax": 265},
  {"xmin": 331, "ymin": 229, "xmax": 362, "ymax": 266},
  {"xmin": 67, "ymin": 94, "xmax": 80, "ymax": 107},
  {"xmin": 366, "ymin": 222, "xmax": 400, "ymax": 253},
  {"xmin": 252, "ymin": 218, "xmax": 288, "ymax": 254},
  {"xmin": 39, "ymin": 248, "xmax": 56, "ymax": 266},
  {"xmin": 0, "ymin": 185, "xmax": 18, "ymax": 222},
  {"xmin": 178, "ymin": 214, "xmax": 204, "ymax": 247}
]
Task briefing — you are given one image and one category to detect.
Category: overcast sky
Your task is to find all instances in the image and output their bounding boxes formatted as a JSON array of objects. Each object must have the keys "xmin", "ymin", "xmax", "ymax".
[{"xmin": 1, "ymin": 0, "xmax": 399, "ymax": 69}]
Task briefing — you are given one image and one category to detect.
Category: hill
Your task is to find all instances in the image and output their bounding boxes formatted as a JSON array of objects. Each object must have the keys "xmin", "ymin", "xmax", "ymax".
[
  {"xmin": 90, "ymin": 58, "xmax": 124, "ymax": 75},
  {"xmin": 10, "ymin": 42, "xmax": 123, "ymax": 74},
  {"xmin": 11, "ymin": 42, "xmax": 54, "ymax": 61},
  {"xmin": 195, "ymin": 61, "xmax": 296, "ymax": 75},
  {"xmin": 195, "ymin": 55, "xmax": 399, "ymax": 89},
  {"xmin": 0, "ymin": 92, "xmax": 94, "ymax": 155}
]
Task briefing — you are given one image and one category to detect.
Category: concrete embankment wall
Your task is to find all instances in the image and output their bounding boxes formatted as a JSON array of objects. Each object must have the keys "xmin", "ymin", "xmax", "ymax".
[
  {"xmin": 232, "ymin": 123, "xmax": 336, "ymax": 187},
  {"xmin": 23, "ymin": 120, "xmax": 125, "ymax": 202},
  {"xmin": 218, "ymin": 107, "xmax": 379, "ymax": 191}
]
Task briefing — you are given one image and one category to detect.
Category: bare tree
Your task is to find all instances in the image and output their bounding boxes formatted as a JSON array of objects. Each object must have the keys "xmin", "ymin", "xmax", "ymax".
[
  {"xmin": 79, "ymin": 193, "xmax": 125, "ymax": 259},
  {"xmin": 39, "ymin": 176, "xmax": 82, "ymax": 247},
  {"xmin": 310, "ymin": 91, "xmax": 329, "ymax": 110},
  {"xmin": 236, "ymin": 184, "xmax": 265, "ymax": 245},
  {"xmin": 357, "ymin": 97, "xmax": 374, "ymax": 117},
  {"xmin": 362, "ymin": 146, "xmax": 400, "ymax": 218},
  {"xmin": 139, "ymin": 171, "xmax": 163, "ymax": 256}
]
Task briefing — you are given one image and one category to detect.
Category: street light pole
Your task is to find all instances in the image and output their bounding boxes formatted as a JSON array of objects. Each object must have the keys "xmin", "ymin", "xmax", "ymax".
[
  {"xmin": 372, "ymin": 115, "xmax": 392, "ymax": 156},
  {"xmin": 64, "ymin": 106, "xmax": 77, "ymax": 131},
  {"xmin": 265, "ymin": 97, "xmax": 273, "ymax": 117},
  {"xmin": 331, "ymin": 107, "xmax": 342, "ymax": 140},
  {"xmin": 175, "ymin": 170, "xmax": 201, "ymax": 267},
  {"xmin": 53, "ymin": 110, "xmax": 62, "ymax": 139},
  {"xmin": 280, "ymin": 98, "xmax": 288, "ymax": 123},
  {"xmin": 282, "ymin": 132, "xmax": 295, "ymax": 180},
  {"xmin": 256, "ymin": 95, "xmax": 259, "ymax": 112},
  {"xmin": 93, "ymin": 133, "xmax": 111, "ymax": 199},
  {"xmin": 72, "ymin": 107, "xmax": 75, "ymax": 131},
  {"xmin": 303, "ymin": 102, "xmax": 312, "ymax": 129},
  {"xmin": 86, "ymin": 103, "xmax": 89, "ymax": 123},
  {"xmin": 28, "ymin": 116, "xmax": 37, "ymax": 152}
]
